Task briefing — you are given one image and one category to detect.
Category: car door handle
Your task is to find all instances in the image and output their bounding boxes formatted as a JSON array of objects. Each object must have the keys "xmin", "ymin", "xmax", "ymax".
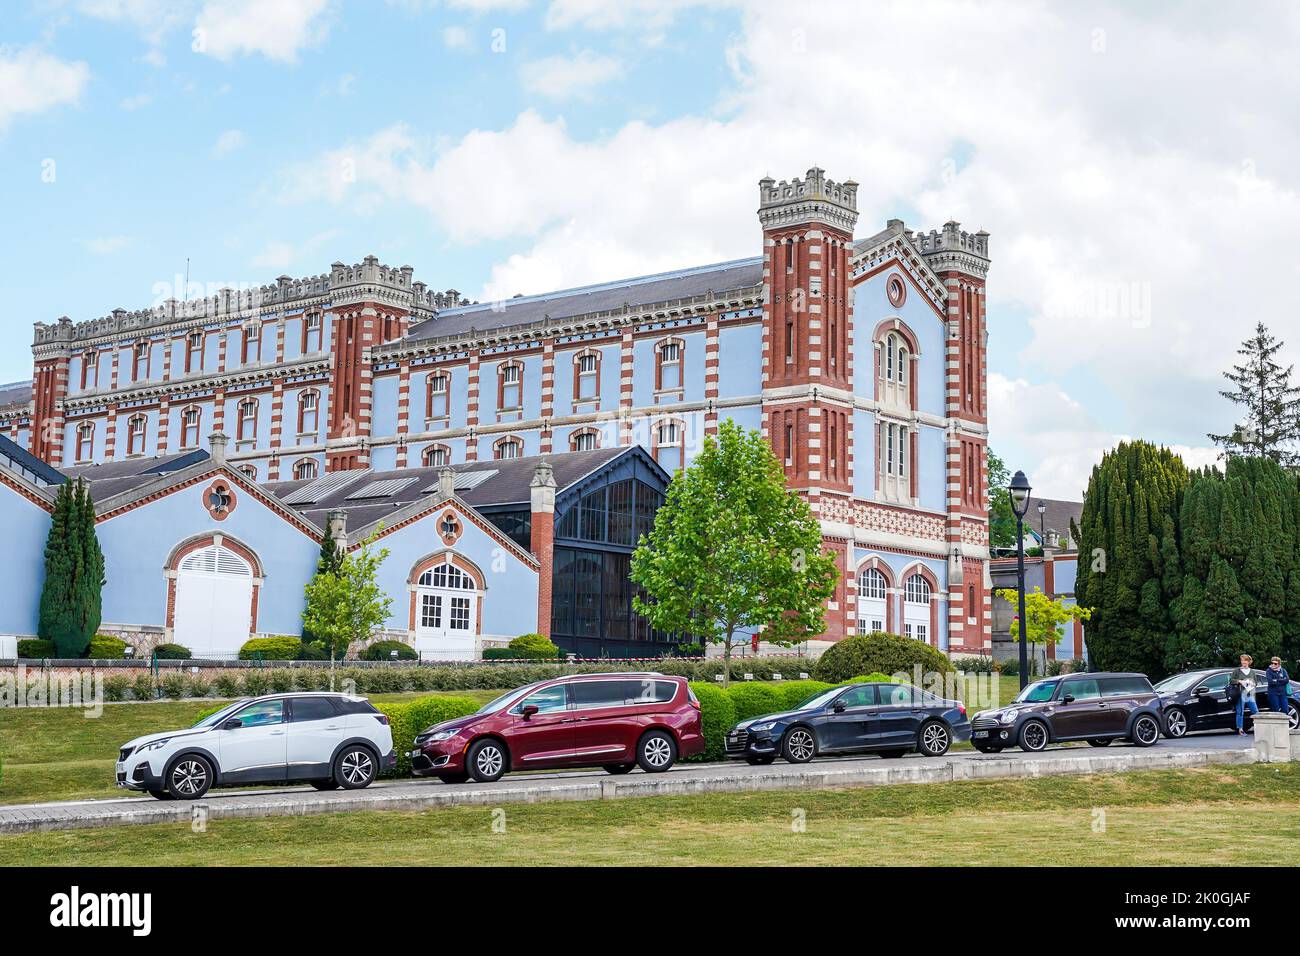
[
  {"xmin": 325, "ymin": 725, "xmax": 340, "ymax": 730},
  {"xmin": 270, "ymin": 730, "xmax": 285, "ymax": 735}
]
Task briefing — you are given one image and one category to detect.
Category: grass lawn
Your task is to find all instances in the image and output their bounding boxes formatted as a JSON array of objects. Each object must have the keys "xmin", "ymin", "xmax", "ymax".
[
  {"xmin": 0, "ymin": 689, "xmax": 506, "ymax": 806},
  {"xmin": 2, "ymin": 763, "xmax": 1296, "ymax": 866}
]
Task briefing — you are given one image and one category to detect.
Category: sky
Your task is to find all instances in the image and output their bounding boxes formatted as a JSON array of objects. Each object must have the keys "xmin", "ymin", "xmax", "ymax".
[{"xmin": 2, "ymin": 0, "xmax": 1298, "ymax": 499}]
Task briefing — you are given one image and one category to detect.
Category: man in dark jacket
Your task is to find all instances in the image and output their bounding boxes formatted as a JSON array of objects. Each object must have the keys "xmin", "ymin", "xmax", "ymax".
[{"xmin": 1266, "ymin": 657, "xmax": 1292, "ymax": 719}]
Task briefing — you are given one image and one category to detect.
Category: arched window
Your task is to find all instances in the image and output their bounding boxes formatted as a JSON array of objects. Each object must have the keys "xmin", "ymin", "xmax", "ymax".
[
  {"xmin": 237, "ymin": 398, "xmax": 258, "ymax": 442},
  {"xmin": 494, "ymin": 436, "xmax": 523, "ymax": 460},
  {"xmin": 180, "ymin": 406, "xmax": 201, "ymax": 449},
  {"xmin": 427, "ymin": 371, "xmax": 450, "ymax": 422},
  {"xmin": 303, "ymin": 311, "xmax": 323, "ymax": 353},
  {"xmin": 418, "ymin": 564, "xmax": 476, "ymax": 590},
  {"xmin": 571, "ymin": 428, "xmax": 599, "ymax": 452},
  {"xmin": 422, "ymin": 444, "xmax": 451, "ymax": 467},
  {"xmin": 574, "ymin": 350, "xmax": 600, "ymax": 403},
  {"xmin": 238, "ymin": 463, "xmax": 258, "ymax": 481},
  {"xmin": 81, "ymin": 351, "xmax": 99, "ymax": 390},
  {"xmin": 241, "ymin": 321, "xmax": 261, "ymax": 365},
  {"xmin": 859, "ymin": 567, "xmax": 887, "ymax": 599},
  {"xmin": 498, "ymin": 361, "xmax": 523, "ymax": 413},
  {"xmin": 297, "ymin": 389, "xmax": 320, "ymax": 436},
  {"xmin": 133, "ymin": 340, "xmax": 151, "ymax": 381},
  {"xmin": 75, "ymin": 421, "xmax": 95, "ymax": 462},
  {"xmin": 293, "ymin": 458, "xmax": 318, "ymax": 481},
  {"xmin": 186, "ymin": 330, "xmax": 205, "ymax": 373},
  {"xmin": 904, "ymin": 574, "xmax": 931, "ymax": 605},
  {"xmin": 654, "ymin": 418, "xmax": 684, "ymax": 472},
  {"xmin": 126, "ymin": 414, "xmax": 147, "ymax": 457},
  {"xmin": 856, "ymin": 565, "xmax": 888, "ymax": 635},
  {"xmin": 656, "ymin": 339, "xmax": 683, "ymax": 393},
  {"xmin": 879, "ymin": 421, "xmax": 910, "ymax": 504},
  {"xmin": 903, "ymin": 572, "xmax": 932, "ymax": 644}
]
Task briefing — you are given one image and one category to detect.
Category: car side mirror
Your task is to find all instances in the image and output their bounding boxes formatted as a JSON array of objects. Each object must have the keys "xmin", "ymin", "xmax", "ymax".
[
  {"xmin": 832, "ymin": 700, "xmax": 846, "ymax": 713},
  {"xmin": 1061, "ymin": 694, "xmax": 1076, "ymax": 704},
  {"xmin": 521, "ymin": 704, "xmax": 539, "ymax": 719},
  {"xmin": 1195, "ymin": 687, "xmax": 1209, "ymax": 696},
  {"xmin": 221, "ymin": 718, "xmax": 243, "ymax": 730}
]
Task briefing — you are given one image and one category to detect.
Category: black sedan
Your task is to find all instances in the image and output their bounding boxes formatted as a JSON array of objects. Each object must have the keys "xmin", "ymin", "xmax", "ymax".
[
  {"xmin": 724, "ymin": 682, "xmax": 971, "ymax": 763},
  {"xmin": 1155, "ymin": 668, "xmax": 1299, "ymax": 738}
]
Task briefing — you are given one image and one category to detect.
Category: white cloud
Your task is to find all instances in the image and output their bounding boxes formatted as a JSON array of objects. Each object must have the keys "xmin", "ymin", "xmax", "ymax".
[
  {"xmin": 193, "ymin": 0, "xmax": 333, "ymax": 62},
  {"xmin": 448, "ymin": 0, "xmax": 529, "ymax": 11},
  {"xmin": 520, "ymin": 50, "xmax": 623, "ymax": 100},
  {"xmin": 250, "ymin": 229, "xmax": 342, "ymax": 270},
  {"xmin": 442, "ymin": 26, "xmax": 472, "ymax": 51},
  {"xmin": 544, "ymin": 0, "xmax": 725, "ymax": 32},
  {"xmin": 75, "ymin": 0, "xmax": 190, "ymax": 44},
  {"xmin": 0, "ymin": 48, "xmax": 89, "ymax": 132},
  {"xmin": 213, "ymin": 128, "xmax": 245, "ymax": 155},
  {"xmin": 83, "ymin": 236, "xmax": 133, "ymax": 255}
]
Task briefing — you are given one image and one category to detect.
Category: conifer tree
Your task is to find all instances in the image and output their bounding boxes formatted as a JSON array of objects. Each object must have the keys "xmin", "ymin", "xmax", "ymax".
[
  {"xmin": 37, "ymin": 478, "xmax": 105, "ymax": 657},
  {"xmin": 1208, "ymin": 322, "xmax": 1300, "ymax": 465}
]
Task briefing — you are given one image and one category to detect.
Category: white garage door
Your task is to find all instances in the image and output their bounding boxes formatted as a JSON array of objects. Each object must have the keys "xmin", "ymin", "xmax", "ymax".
[{"xmin": 173, "ymin": 544, "xmax": 254, "ymax": 657}]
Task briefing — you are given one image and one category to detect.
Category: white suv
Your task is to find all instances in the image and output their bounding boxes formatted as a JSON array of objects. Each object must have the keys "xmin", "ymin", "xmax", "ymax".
[{"xmin": 116, "ymin": 693, "xmax": 396, "ymax": 800}]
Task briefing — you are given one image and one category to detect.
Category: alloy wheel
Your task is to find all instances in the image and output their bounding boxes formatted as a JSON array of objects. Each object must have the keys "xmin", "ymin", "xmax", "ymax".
[
  {"xmin": 1134, "ymin": 715, "xmax": 1160, "ymax": 745},
  {"xmin": 921, "ymin": 722, "xmax": 950, "ymax": 755},
  {"xmin": 786, "ymin": 728, "xmax": 815, "ymax": 761},
  {"xmin": 475, "ymin": 744, "xmax": 504, "ymax": 778},
  {"xmin": 1290, "ymin": 706, "xmax": 1299, "ymax": 730},
  {"xmin": 643, "ymin": 736, "xmax": 673, "ymax": 769},
  {"xmin": 171, "ymin": 759, "xmax": 208, "ymax": 797},
  {"xmin": 1165, "ymin": 708, "xmax": 1187, "ymax": 738},
  {"xmin": 1021, "ymin": 721, "xmax": 1047, "ymax": 751},
  {"xmin": 341, "ymin": 750, "xmax": 374, "ymax": 786}
]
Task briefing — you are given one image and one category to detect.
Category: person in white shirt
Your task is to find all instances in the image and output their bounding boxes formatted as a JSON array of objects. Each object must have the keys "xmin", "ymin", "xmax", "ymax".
[{"xmin": 1229, "ymin": 654, "xmax": 1259, "ymax": 735}]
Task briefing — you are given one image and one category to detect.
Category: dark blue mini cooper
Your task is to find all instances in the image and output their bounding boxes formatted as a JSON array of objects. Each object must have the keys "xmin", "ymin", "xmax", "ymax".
[{"xmin": 724, "ymin": 682, "xmax": 972, "ymax": 764}]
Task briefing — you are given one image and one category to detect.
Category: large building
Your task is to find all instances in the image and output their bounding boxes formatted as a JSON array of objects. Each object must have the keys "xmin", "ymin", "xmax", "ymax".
[{"xmin": 0, "ymin": 168, "xmax": 993, "ymax": 657}]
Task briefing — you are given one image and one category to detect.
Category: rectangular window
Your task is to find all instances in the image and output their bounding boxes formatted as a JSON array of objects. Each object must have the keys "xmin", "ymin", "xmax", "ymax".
[
  {"xmin": 659, "ymin": 343, "xmax": 682, "ymax": 391},
  {"xmin": 576, "ymin": 353, "xmax": 598, "ymax": 401},
  {"xmin": 186, "ymin": 332, "xmax": 204, "ymax": 373},
  {"xmin": 181, "ymin": 408, "xmax": 200, "ymax": 448},
  {"xmin": 449, "ymin": 597, "xmax": 471, "ymax": 631},
  {"xmin": 427, "ymin": 373, "xmax": 449, "ymax": 421},
  {"xmin": 82, "ymin": 353, "xmax": 98, "ymax": 390},
  {"xmin": 242, "ymin": 323, "xmax": 260, "ymax": 365},
  {"xmin": 420, "ymin": 594, "xmax": 442, "ymax": 629},
  {"xmin": 303, "ymin": 312, "xmax": 322, "ymax": 353},
  {"xmin": 127, "ymin": 416, "xmax": 145, "ymax": 456},
  {"xmin": 134, "ymin": 341, "xmax": 150, "ymax": 381},
  {"xmin": 299, "ymin": 391, "xmax": 319, "ymax": 435},
  {"xmin": 501, "ymin": 364, "xmax": 521, "ymax": 410}
]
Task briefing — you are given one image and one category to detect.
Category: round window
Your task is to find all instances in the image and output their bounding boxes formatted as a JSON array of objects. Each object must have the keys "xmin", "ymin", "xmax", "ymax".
[{"xmin": 887, "ymin": 275, "xmax": 906, "ymax": 307}]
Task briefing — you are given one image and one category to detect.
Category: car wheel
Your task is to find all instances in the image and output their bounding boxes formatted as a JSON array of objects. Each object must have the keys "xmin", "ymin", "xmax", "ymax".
[
  {"xmin": 1087, "ymin": 738, "xmax": 1112, "ymax": 747},
  {"xmin": 165, "ymin": 755, "xmax": 212, "ymax": 800},
  {"xmin": 1164, "ymin": 706, "xmax": 1188, "ymax": 739},
  {"xmin": 146, "ymin": 789, "xmax": 173, "ymax": 800},
  {"xmin": 310, "ymin": 779, "xmax": 340, "ymax": 791},
  {"xmin": 780, "ymin": 727, "xmax": 817, "ymax": 764},
  {"xmin": 603, "ymin": 763, "xmax": 635, "ymax": 775},
  {"xmin": 973, "ymin": 744, "xmax": 1002, "ymax": 754},
  {"xmin": 637, "ymin": 730, "xmax": 677, "ymax": 773},
  {"xmin": 466, "ymin": 739, "xmax": 507, "ymax": 782},
  {"xmin": 435, "ymin": 771, "xmax": 470, "ymax": 784},
  {"xmin": 1018, "ymin": 720, "xmax": 1049, "ymax": 753},
  {"xmin": 334, "ymin": 746, "xmax": 378, "ymax": 789},
  {"xmin": 917, "ymin": 720, "xmax": 951, "ymax": 757},
  {"xmin": 745, "ymin": 755, "xmax": 777, "ymax": 766},
  {"xmin": 1130, "ymin": 713, "xmax": 1161, "ymax": 747},
  {"xmin": 880, "ymin": 749, "xmax": 907, "ymax": 759},
  {"xmin": 1289, "ymin": 706, "xmax": 1299, "ymax": 731}
]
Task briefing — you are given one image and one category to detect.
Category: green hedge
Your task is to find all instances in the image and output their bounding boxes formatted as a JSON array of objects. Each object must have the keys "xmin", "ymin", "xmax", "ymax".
[
  {"xmin": 16, "ymin": 639, "xmax": 55, "ymax": 659},
  {"xmin": 686, "ymin": 682, "xmax": 736, "ymax": 762},
  {"xmin": 725, "ymin": 682, "xmax": 786, "ymax": 722},
  {"xmin": 87, "ymin": 635, "xmax": 128, "ymax": 659},
  {"xmin": 812, "ymin": 632, "xmax": 954, "ymax": 683},
  {"xmin": 376, "ymin": 694, "xmax": 481, "ymax": 777},
  {"xmin": 152, "ymin": 643, "xmax": 192, "ymax": 660},
  {"xmin": 360, "ymin": 640, "xmax": 418, "ymax": 661},
  {"xmin": 774, "ymin": 679, "xmax": 835, "ymax": 709},
  {"xmin": 239, "ymin": 636, "xmax": 303, "ymax": 661}
]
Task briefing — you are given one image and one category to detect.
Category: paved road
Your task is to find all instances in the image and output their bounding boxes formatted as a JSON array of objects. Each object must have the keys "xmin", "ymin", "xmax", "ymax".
[{"xmin": 0, "ymin": 731, "xmax": 1256, "ymax": 834}]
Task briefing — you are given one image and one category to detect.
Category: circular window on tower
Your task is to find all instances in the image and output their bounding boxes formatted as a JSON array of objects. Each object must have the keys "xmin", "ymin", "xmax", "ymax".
[{"xmin": 887, "ymin": 275, "xmax": 907, "ymax": 308}]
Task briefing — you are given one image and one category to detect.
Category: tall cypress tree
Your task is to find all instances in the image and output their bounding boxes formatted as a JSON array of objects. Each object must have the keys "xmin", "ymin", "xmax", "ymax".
[
  {"xmin": 1208, "ymin": 322, "xmax": 1300, "ymax": 465},
  {"xmin": 1074, "ymin": 441, "xmax": 1188, "ymax": 675},
  {"xmin": 37, "ymin": 479, "xmax": 104, "ymax": 657}
]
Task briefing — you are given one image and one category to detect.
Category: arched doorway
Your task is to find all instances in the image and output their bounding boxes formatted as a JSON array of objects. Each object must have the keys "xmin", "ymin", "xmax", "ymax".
[
  {"xmin": 411, "ymin": 556, "xmax": 482, "ymax": 660},
  {"xmin": 171, "ymin": 542, "xmax": 257, "ymax": 656}
]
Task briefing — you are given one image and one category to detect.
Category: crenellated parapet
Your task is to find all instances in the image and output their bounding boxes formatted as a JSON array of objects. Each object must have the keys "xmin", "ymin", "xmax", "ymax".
[{"xmin": 758, "ymin": 167, "xmax": 859, "ymax": 234}]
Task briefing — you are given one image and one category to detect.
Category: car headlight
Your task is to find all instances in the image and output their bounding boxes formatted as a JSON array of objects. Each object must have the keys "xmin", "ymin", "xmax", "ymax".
[
  {"xmin": 998, "ymin": 710, "xmax": 1018, "ymax": 725},
  {"xmin": 749, "ymin": 722, "xmax": 776, "ymax": 733},
  {"xmin": 138, "ymin": 738, "xmax": 171, "ymax": 753},
  {"xmin": 427, "ymin": 729, "xmax": 461, "ymax": 741}
]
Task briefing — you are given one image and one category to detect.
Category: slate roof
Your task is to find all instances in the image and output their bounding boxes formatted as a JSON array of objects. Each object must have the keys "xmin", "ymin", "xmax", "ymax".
[
  {"xmin": 264, "ymin": 446, "xmax": 638, "ymax": 531},
  {"xmin": 0, "ymin": 433, "xmax": 64, "ymax": 487},
  {"xmin": 0, "ymin": 380, "xmax": 32, "ymax": 412},
  {"xmin": 404, "ymin": 257, "xmax": 764, "ymax": 343},
  {"xmin": 1023, "ymin": 495, "xmax": 1084, "ymax": 549},
  {"xmin": 65, "ymin": 450, "xmax": 211, "ymax": 501}
]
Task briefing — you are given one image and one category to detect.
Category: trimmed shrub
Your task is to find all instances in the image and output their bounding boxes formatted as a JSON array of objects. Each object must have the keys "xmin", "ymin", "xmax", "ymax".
[
  {"xmin": 152, "ymin": 643, "xmax": 192, "ymax": 660},
  {"xmin": 952, "ymin": 655, "xmax": 996, "ymax": 674},
  {"xmin": 189, "ymin": 675, "xmax": 211, "ymax": 697},
  {"xmin": 131, "ymin": 673, "xmax": 156, "ymax": 701},
  {"xmin": 269, "ymin": 669, "xmax": 295, "ymax": 693},
  {"xmin": 242, "ymin": 671, "xmax": 270, "ymax": 696},
  {"xmin": 360, "ymin": 640, "xmax": 418, "ymax": 662},
  {"xmin": 998, "ymin": 657, "xmax": 1019, "ymax": 677},
  {"xmin": 212, "ymin": 672, "xmax": 242, "ymax": 697},
  {"xmin": 775, "ymin": 680, "xmax": 835, "ymax": 710},
  {"xmin": 376, "ymin": 694, "xmax": 481, "ymax": 777},
  {"xmin": 812, "ymin": 632, "xmax": 954, "ymax": 684},
  {"xmin": 160, "ymin": 673, "xmax": 188, "ymax": 699},
  {"xmin": 726, "ymin": 682, "xmax": 785, "ymax": 722},
  {"xmin": 86, "ymin": 635, "xmax": 128, "ymax": 659},
  {"xmin": 104, "ymin": 674, "xmax": 131, "ymax": 702},
  {"xmin": 845, "ymin": 672, "xmax": 895, "ymax": 684},
  {"xmin": 297, "ymin": 641, "xmax": 329, "ymax": 661},
  {"xmin": 686, "ymin": 681, "xmax": 736, "ymax": 762},
  {"xmin": 239, "ymin": 636, "xmax": 304, "ymax": 661},
  {"xmin": 17, "ymin": 639, "xmax": 56, "ymax": 659}
]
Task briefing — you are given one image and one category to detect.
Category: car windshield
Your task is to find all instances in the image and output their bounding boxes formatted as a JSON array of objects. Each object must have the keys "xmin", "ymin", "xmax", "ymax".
[
  {"xmin": 191, "ymin": 701, "xmax": 244, "ymax": 728},
  {"xmin": 1154, "ymin": 672, "xmax": 1209, "ymax": 693},
  {"xmin": 793, "ymin": 688, "xmax": 843, "ymax": 711},
  {"xmin": 477, "ymin": 682, "xmax": 545, "ymax": 715},
  {"xmin": 1014, "ymin": 679, "xmax": 1060, "ymax": 704}
]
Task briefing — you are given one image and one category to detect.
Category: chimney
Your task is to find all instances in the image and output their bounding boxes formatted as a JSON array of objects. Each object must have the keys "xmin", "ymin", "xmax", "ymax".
[
  {"xmin": 326, "ymin": 509, "xmax": 348, "ymax": 549},
  {"xmin": 208, "ymin": 432, "xmax": 229, "ymax": 467},
  {"xmin": 437, "ymin": 466, "xmax": 455, "ymax": 498},
  {"xmin": 529, "ymin": 461, "xmax": 558, "ymax": 639}
]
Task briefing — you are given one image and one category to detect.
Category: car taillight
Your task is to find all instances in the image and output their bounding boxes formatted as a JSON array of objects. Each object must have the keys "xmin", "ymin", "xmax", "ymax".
[
  {"xmin": 958, "ymin": 703, "xmax": 966, "ymax": 716},
  {"xmin": 373, "ymin": 714, "xmax": 390, "ymax": 725}
]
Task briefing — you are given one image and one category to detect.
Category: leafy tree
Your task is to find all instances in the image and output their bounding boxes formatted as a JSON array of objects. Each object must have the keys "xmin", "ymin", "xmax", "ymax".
[
  {"xmin": 987, "ymin": 449, "xmax": 1016, "ymax": 551},
  {"xmin": 1208, "ymin": 322, "xmax": 1300, "ymax": 465},
  {"xmin": 302, "ymin": 531, "xmax": 345, "ymax": 651},
  {"xmin": 37, "ymin": 479, "xmax": 105, "ymax": 657},
  {"xmin": 995, "ymin": 586, "xmax": 1091, "ymax": 674},
  {"xmin": 631, "ymin": 420, "xmax": 838, "ymax": 687},
  {"xmin": 1074, "ymin": 441, "xmax": 1188, "ymax": 676},
  {"xmin": 301, "ymin": 530, "xmax": 394, "ymax": 689}
]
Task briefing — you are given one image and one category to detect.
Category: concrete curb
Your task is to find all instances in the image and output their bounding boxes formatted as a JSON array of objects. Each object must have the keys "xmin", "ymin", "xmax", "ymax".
[{"xmin": 0, "ymin": 746, "xmax": 1257, "ymax": 834}]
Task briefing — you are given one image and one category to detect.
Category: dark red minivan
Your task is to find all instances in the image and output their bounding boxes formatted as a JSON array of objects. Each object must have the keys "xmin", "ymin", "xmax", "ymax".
[{"xmin": 409, "ymin": 673, "xmax": 704, "ymax": 783}]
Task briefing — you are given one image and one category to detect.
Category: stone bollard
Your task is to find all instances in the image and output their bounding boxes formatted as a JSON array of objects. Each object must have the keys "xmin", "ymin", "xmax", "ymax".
[
  {"xmin": 1291, "ymin": 723, "xmax": 1300, "ymax": 762},
  {"xmin": 1252, "ymin": 712, "xmax": 1292, "ymax": 763}
]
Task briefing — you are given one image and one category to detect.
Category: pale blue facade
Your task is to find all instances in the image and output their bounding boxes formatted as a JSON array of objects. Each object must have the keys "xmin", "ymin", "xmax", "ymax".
[{"xmin": 0, "ymin": 482, "xmax": 51, "ymax": 637}]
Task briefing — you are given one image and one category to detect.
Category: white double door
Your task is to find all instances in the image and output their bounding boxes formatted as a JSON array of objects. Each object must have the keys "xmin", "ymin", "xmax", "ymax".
[
  {"xmin": 413, "ymin": 563, "xmax": 478, "ymax": 660},
  {"xmin": 173, "ymin": 544, "xmax": 254, "ymax": 657}
]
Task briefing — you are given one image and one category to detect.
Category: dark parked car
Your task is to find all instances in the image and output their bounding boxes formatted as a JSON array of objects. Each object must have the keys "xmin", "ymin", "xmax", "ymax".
[
  {"xmin": 409, "ymin": 673, "xmax": 704, "ymax": 782},
  {"xmin": 970, "ymin": 673, "xmax": 1163, "ymax": 753},
  {"xmin": 724, "ymin": 682, "xmax": 971, "ymax": 763},
  {"xmin": 1154, "ymin": 668, "xmax": 1300, "ymax": 738}
]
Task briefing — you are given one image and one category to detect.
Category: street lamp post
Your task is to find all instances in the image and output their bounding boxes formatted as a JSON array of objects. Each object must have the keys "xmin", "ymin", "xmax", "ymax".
[
  {"xmin": 1009, "ymin": 470, "xmax": 1033, "ymax": 689},
  {"xmin": 1037, "ymin": 500, "xmax": 1047, "ymax": 550}
]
